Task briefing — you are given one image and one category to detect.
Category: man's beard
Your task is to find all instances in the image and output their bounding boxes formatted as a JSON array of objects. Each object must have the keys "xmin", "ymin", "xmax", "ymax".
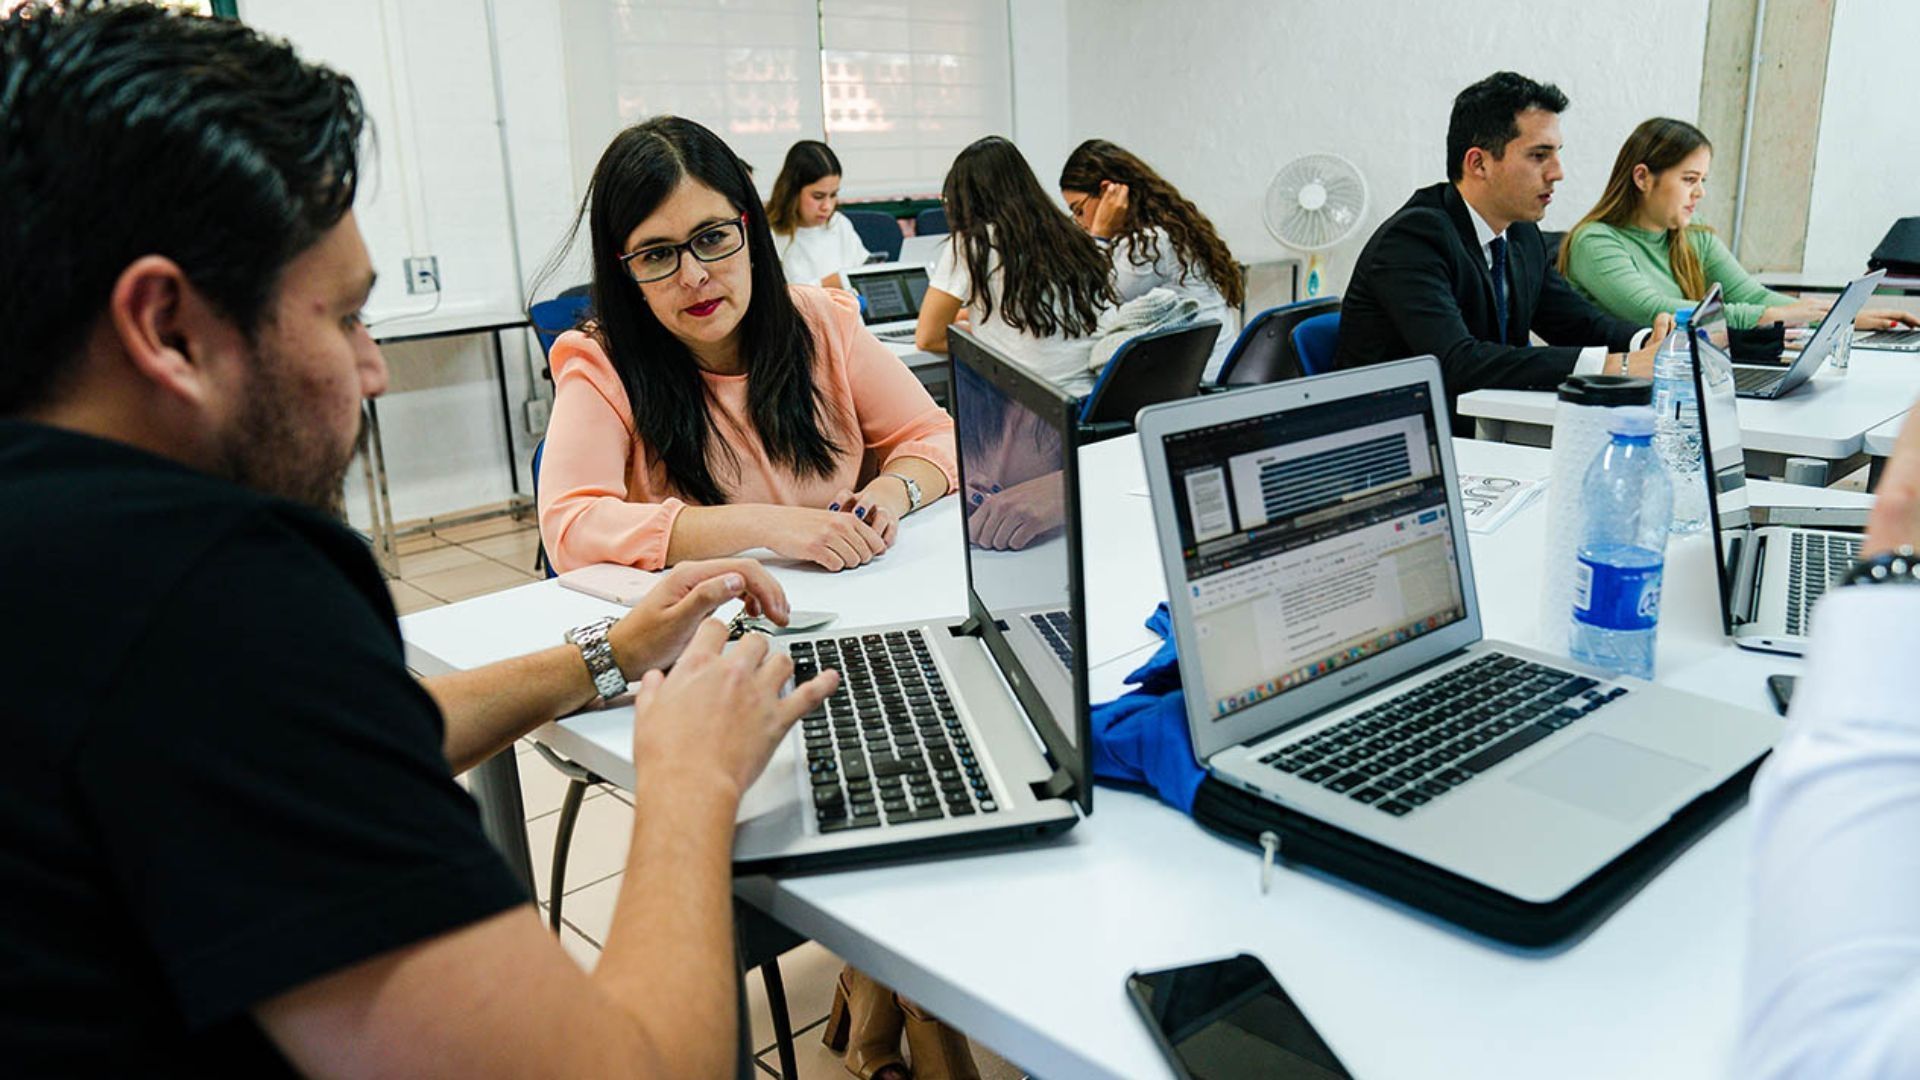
[{"xmin": 218, "ymin": 345, "xmax": 359, "ymax": 519}]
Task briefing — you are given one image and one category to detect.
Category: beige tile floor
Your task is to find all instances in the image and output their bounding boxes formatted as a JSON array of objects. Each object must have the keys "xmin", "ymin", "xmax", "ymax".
[{"xmin": 391, "ymin": 512, "xmax": 1025, "ymax": 1079}]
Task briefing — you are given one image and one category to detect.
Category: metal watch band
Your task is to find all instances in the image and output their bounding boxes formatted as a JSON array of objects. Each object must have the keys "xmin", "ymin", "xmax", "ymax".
[
  {"xmin": 565, "ymin": 616, "xmax": 628, "ymax": 702},
  {"xmin": 882, "ymin": 471, "xmax": 923, "ymax": 514},
  {"xmin": 1841, "ymin": 545, "xmax": 1920, "ymax": 588}
]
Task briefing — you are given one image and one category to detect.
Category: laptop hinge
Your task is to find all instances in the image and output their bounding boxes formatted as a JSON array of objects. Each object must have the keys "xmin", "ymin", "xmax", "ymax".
[
  {"xmin": 949, "ymin": 616, "xmax": 985, "ymax": 639},
  {"xmin": 1029, "ymin": 766, "xmax": 1075, "ymax": 803}
]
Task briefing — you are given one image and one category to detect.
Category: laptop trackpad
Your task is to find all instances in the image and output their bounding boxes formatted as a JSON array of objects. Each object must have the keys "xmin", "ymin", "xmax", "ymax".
[{"xmin": 1508, "ymin": 734, "xmax": 1706, "ymax": 824}]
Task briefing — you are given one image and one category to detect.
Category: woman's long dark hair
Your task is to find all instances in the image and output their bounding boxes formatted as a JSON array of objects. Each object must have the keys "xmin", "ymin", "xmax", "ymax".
[
  {"xmin": 766, "ymin": 139, "xmax": 841, "ymax": 235},
  {"xmin": 1559, "ymin": 118, "xmax": 1715, "ymax": 300},
  {"xmin": 942, "ymin": 136, "xmax": 1115, "ymax": 337},
  {"xmin": 1058, "ymin": 139, "xmax": 1244, "ymax": 309},
  {"xmin": 568, "ymin": 116, "xmax": 841, "ymax": 506}
]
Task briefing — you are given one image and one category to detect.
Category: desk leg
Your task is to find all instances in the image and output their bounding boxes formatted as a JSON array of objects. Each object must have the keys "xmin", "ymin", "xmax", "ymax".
[
  {"xmin": 360, "ymin": 400, "xmax": 399, "ymax": 577},
  {"xmin": 467, "ymin": 751, "xmax": 536, "ymax": 895},
  {"xmin": 491, "ymin": 330, "xmax": 524, "ymax": 502}
]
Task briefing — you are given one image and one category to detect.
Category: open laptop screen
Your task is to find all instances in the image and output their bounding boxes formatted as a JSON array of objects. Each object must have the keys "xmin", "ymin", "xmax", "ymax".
[
  {"xmin": 1159, "ymin": 383, "xmax": 1467, "ymax": 720},
  {"xmin": 1689, "ymin": 286, "xmax": 1754, "ymax": 635},
  {"xmin": 846, "ymin": 266, "xmax": 929, "ymax": 325},
  {"xmin": 951, "ymin": 331, "xmax": 1087, "ymax": 784}
]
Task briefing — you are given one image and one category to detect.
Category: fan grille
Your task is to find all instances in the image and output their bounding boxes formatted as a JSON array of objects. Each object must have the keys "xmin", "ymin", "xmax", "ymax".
[{"xmin": 1265, "ymin": 153, "xmax": 1369, "ymax": 252}]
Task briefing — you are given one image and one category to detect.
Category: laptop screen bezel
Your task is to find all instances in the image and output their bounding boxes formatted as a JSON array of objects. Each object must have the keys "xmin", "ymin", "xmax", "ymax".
[
  {"xmin": 1687, "ymin": 284, "xmax": 1749, "ymax": 638},
  {"xmin": 947, "ymin": 327, "xmax": 1093, "ymax": 812},
  {"xmin": 1136, "ymin": 355, "xmax": 1486, "ymax": 763}
]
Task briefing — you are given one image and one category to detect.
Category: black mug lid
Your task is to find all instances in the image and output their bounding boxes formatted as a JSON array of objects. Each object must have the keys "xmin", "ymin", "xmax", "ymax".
[{"xmin": 1556, "ymin": 374, "xmax": 1652, "ymax": 406}]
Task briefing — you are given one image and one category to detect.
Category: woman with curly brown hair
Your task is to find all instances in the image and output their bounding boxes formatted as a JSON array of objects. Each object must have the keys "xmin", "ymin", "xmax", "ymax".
[{"xmin": 1059, "ymin": 138, "xmax": 1244, "ymax": 380}]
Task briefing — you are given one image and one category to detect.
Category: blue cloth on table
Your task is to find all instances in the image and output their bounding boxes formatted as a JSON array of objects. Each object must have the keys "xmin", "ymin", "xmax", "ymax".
[{"xmin": 1089, "ymin": 603, "xmax": 1207, "ymax": 812}]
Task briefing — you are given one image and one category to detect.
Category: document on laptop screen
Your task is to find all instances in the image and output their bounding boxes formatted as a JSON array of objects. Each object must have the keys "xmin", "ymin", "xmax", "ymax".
[{"xmin": 1162, "ymin": 386, "xmax": 1468, "ymax": 719}]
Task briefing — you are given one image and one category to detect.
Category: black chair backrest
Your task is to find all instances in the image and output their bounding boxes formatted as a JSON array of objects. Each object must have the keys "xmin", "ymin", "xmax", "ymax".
[
  {"xmin": 1541, "ymin": 229, "xmax": 1567, "ymax": 268},
  {"xmin": 1217, "ymin": 296, "xmax": 1340, "ymax": 386},
  {"xmin": 1080, "ymin": 321, "xmax": 1222, "ymax": 427},
  {"xmin": 841, "ymin": 209, "xmax": 903, "ymax": 261}
]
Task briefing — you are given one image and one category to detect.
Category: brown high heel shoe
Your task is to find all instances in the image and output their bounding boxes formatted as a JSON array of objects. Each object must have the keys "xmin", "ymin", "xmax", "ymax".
[
  {"xmin": 897, "ymin": 994, "xmax": 981, "ymax": 1080},
  {"xmin": 821, "ymin": 966, "xmax": 909, "ymax": 1080}
]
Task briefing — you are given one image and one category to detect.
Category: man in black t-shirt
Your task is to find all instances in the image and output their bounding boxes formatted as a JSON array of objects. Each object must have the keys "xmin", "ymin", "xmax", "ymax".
[{"xmin": 0, "ymin": 4, "xmax": 836, "ymax": 1074}]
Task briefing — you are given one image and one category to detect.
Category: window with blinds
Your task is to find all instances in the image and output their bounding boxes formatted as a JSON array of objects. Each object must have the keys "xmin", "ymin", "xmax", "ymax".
[{"xmin": 817, "ymin": 0, "xmax": 1012, "ymax": 197}]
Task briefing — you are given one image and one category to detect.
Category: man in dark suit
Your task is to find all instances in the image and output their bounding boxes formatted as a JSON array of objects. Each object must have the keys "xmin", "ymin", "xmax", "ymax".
[{"xmin": 1335, "ymin": 72, "xmax": 1671, "ymax": 430}]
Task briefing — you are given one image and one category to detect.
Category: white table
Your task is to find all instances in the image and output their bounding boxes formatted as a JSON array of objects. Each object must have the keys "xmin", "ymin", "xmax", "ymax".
[
  {"xmin": 1458, "ymin": 346, "xmax": 1919, "ymax": 480},
  {"xmin": 403, "ymin": 436, "xmax": 1872, "ymax": 1080}
]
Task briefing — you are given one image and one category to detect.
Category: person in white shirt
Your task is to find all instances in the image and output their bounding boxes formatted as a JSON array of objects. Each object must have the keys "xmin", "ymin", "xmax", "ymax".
[
  {"xmin": 1739, "ymin": 402, "xmax": 1920, "ymax": 1079},
  {"xmin": 1058, "ymin": 138, "xmax": 1243, "ymax": 381},
  {"xmin": 915, "ymin": 136, "xmax": 1118, "ymax": 396},
  {"xmin": 767, "ymin": 139, "xmax": 869, "ymax": 290}
]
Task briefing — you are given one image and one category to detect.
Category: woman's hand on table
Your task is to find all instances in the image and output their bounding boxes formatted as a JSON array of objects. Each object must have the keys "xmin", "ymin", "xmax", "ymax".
[
  {"xmin": 609, "ymin": 558, "xmax": 788, "ymax": 676},
  {"xmin": 827, "ymin": 479, "xmax": 913, "ymax": 547},
  {"xmin": 755, "ymin": 504, "xmax": 890, "ymax": 571}
]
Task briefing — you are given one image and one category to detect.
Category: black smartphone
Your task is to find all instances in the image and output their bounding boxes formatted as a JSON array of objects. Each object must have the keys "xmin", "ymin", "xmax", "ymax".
[
  {"xmin": 1767, "ymin": 674, "xmax": 1797, "ymax": 716},
  {"xmin": 1125, "ymin": 953, "xmax": 1350, "ymax": 1079}
]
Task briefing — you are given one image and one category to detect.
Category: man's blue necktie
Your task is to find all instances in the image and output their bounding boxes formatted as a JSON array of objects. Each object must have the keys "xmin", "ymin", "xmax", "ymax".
[{"xmin": 1489, "ymin": 235, "xmax": 1510, "ymax": 343}]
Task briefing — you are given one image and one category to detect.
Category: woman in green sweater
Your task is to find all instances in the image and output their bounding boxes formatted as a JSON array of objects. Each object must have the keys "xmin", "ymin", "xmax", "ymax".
[{"xmin": 1561, "ymin": 117, "xmax": 1916, "ymax": 331}]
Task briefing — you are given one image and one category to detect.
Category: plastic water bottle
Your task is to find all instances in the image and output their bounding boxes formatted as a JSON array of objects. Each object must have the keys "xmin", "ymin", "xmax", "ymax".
[
  {"xmin": 1652, "ymin": 309, "xmax": 1706, "ymax": 534},
  {"xmin": 1570, "ymin": 407, "xmax": 1673, "ymax": 680}
]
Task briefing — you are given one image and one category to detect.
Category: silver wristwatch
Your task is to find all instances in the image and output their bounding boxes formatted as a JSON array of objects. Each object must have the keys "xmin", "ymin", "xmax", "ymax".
[
  {"xmin": 883, "ymin": 471, "xmax": 923, "ymax": 514},
  {"xmin": 565, "ymin": 616, "xmax": 628, "ymax": 703}
]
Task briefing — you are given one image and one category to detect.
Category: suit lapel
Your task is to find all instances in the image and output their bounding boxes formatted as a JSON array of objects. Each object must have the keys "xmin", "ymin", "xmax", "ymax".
[{"xmin": 1440, "ymin": 185, "xmax": 1501, "ymax": 340}]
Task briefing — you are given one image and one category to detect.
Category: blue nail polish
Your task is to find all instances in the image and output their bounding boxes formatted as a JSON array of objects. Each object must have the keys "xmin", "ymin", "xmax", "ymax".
[
  {"xmin": 991, "ymin": 484, "xmax": 1002, "ymax": 493},
  {"xmin": 970, "ymin": 492, "xmax": 983, "ymax": 505},
  {"xmin": 828, "ymin": 502, "xmax": 839, "ymax": 512},
  {"xmin": 855, "ymin": 507, "xmax": 866, "ymax": 519}
]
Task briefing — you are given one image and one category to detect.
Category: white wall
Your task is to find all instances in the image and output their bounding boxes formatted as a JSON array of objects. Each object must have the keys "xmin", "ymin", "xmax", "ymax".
[
  {"xmin": 1801, "ymin": 0, "xmax": 1920, "ymax": 280},
  {"xmin": 1058, "ymin": 0, "xmax": 1710, "ymax": 294},
  {"xmin": 1009, "ymin": 0, "xmax": 1073, "ymax": 192}
]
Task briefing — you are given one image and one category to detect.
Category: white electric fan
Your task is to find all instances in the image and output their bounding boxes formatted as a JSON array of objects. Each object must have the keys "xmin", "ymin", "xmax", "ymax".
[{"xmin": 1263, "ymin": 153, "xmax": 1369, "ymax": 297}]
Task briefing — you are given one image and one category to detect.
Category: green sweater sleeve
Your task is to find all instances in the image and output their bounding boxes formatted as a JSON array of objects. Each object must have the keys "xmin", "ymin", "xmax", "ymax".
[
  {"xmin": 1563, "ymin": 224, "xmax": 1690, "ymax": 329},
  {"xmin": 1694, "ymin": 229, "xmax": 1797, "ymax": 329}
]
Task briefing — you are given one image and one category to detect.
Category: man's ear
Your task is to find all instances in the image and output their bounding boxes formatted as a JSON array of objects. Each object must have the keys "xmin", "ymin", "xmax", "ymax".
[
  {"xmin": 107, "ymin": 256, "xmax": 247, "ymax": 410},
  {"xmin": 1461, "ymin": 146, "xmax": 1487, "ymax": 180}
]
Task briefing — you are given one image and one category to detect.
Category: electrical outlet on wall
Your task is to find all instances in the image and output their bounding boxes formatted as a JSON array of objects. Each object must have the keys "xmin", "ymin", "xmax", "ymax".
[
  {"xmin": 404, "ymin": 256, "xmax": 440, "ymax": 295},
  {"xmin": 524, "ymin": 396, "xmax": 551, "ymax": 436}
]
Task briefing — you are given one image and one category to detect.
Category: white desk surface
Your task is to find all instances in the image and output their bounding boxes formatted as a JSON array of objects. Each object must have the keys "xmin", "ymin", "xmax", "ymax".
[
  {"xmin": 1866, "ymin": 412, "xmax": 1907, "ymax": 457},
  {"xmin": 1457, "ymin": 347, "xmax": 1919, "ymax": 461},
  {"xmin": 402, "ymin": 437, "xmax": 1870, "ymax": 1080}
]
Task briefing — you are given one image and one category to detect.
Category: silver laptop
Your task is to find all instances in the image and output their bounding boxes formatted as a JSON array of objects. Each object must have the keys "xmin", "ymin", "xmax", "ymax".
[
  {"xmin": 1135, "ymin": 357, "xmax": 1778, "ymax": 906},
  {"xmin": 898, "ymin": 232, "xmax": 948, "ymax": 267},
  {"xmin": 1691, "ymin": 285, "xmax": 1862, "ymax": 655},
  {"xmin": 733, "ymin": 328, "xmax": 1090, "ymax": 872},
  {"xmin": 1733, "ymin": 269, "xmax": 1882, "ymax": 398},
  {"xmin": 842, "ymin": 263, "xmax": 930, "ymax": 344}
]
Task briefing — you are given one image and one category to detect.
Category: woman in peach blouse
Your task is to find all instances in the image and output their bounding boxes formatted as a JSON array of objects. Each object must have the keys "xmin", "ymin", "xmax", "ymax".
[{"xmin": 539, "ymin": 116, "xmax": 955, "ymax": 575}]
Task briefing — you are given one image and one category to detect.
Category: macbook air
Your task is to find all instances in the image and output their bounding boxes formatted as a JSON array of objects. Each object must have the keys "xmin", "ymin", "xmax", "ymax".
[
  {"xmin": 732, "ymin": 327, "xmax": 1091, "ymax": 871},
  {"xmin": 1690, "ymin": 285, "xmax": 1862, "ymax": 655},
  {"xmin": 1135, "ymin": 357, "xmax": 1779, "ymax": 906},
  {"xmin": 842, "ymin": 263, "xmax": 930, "ymax": 345},
  {"xmin": 898, "ymin": 232, "xmax": 949, "ymax": 267},
  {"xmin": 1732, "ymin": 270, "xmax": 1882, "ymax": 398}
]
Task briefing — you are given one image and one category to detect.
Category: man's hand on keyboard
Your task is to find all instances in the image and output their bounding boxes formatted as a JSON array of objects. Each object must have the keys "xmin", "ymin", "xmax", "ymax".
[
  {"xmin": 610, "ymin": 558, "xmax": 789, "ymax": 677},
  {"xmin": 630, "ymin": 619, "xmax": 840, "ymax": 801}
]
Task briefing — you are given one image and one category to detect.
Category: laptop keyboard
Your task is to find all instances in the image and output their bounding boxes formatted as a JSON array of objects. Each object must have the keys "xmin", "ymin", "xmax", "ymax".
[
  {"xmin": 1027, "ymin": 611, "xmax": 1074, "ymax": 668},
  {"xmin": 1860, "ymin": 328, "xmax": 1920, "ymax": 348},
  {"xmin": 875, "ymin": 327, "xmax": 917, "ymax": 342},
  {"xmin": 1258, "ymin": 653, "xmax": 1627, "ymax": 818},
  {"xmin": 1785, "ymin": 532, "xmax": 1861, "ymax": 635},
  {"xmin": 1733, "ymin": 366, "xmax": 1784, "ymax": 393},
  {"xmin": 789, "ymin": 630, "xmax": 996, "ymax": 834}
]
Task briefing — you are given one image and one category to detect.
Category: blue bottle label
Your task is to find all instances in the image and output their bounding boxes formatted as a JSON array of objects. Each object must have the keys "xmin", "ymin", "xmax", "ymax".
[{"xmin": 1572, "ymin": 557, "xmax": 1663, "ymax": 631}]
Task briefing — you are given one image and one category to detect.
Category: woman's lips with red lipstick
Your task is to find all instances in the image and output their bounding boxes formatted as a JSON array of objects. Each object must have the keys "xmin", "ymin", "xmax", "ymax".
[{"xmin": 684, "ymin": 298, "xmax": 722, "ymax": 317}]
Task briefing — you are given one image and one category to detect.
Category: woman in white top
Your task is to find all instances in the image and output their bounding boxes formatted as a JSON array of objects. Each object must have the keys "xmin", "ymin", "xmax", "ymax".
[
  {"xmin": 766, "ymin": 139, "xmax": 868, "ymax": 290},
  {"xmin": 1058, "ymin": 139, "xmax": 1243, "ymax": 381},
  {"xmin": 915, "ymin": 136, "xmax": 1118, "ymax": 396}
]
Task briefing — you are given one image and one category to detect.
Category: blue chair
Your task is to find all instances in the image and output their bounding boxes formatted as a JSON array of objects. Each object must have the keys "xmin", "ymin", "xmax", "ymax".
[
  {"xmin": 529, "ymin": 286, "xmax": 592, "ymax": 363},
  {"xmin": 531, "ymin": 438, "xmax": 554, "ymax": 580},
  {"xmin": 841, "ymin": 208, "xmax": 903, "ymax": 261},
  {"xmin": 1215, "ymin": 296, "xmax": 1340, "ymax": 386},
  {"xmin": 1291, "ymin": 311, "xmax": 1342, "ymax": 376},
  {"xmin": 914, "ymin": 206, "xmax": 948, "ymax": 236},
  {"xmin": 1079, "ymin": 321, "xmax": 1222, "ymax": 441}
]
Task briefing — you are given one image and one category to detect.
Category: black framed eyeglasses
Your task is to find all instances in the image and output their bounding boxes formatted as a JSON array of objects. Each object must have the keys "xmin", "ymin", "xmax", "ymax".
[{"xmin": 618, "ymin": 216, "xmax": 749, "ymax": 284}]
